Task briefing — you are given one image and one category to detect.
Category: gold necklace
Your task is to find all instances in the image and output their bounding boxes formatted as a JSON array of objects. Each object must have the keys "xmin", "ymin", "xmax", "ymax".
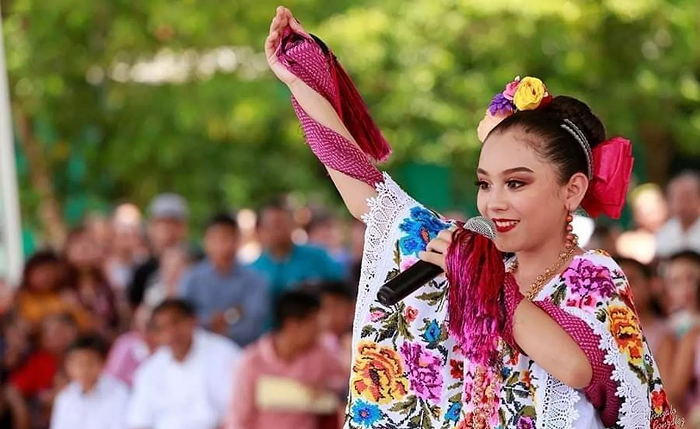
[{"xmin": 508, "ymin": 235, "xmax": 579, "ymax": 301}]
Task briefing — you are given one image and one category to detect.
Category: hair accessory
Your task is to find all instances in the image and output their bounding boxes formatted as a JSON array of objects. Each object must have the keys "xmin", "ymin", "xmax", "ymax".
[
  {"xmin": 479, "ymin": 76, "xmax": 553, "ymax": 143},
  {"xmin": 488, "ymin": 76, "xmax": 553, "ymax": 117},
  {"xmin": 560, "ymin": 119, "xmax": 593, "ymax": 179}
]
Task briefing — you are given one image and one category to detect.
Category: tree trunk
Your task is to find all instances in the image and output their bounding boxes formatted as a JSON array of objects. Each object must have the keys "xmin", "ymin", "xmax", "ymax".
[{"xmin": 13, "ymin": 106, "xmax": 66, "ymax": 249}]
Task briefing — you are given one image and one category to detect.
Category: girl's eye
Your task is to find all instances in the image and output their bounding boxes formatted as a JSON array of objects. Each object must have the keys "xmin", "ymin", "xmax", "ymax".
[
  {"xmin": 506, "ymin": 180, "xmax": 525, "ymax": 189},
  {"xmin": 475, "ymin": 180, "xmax": 490, "ymax": 191}
]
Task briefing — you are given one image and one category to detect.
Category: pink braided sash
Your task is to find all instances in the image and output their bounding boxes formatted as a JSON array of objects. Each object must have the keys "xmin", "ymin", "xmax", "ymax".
[{"xmin": 275, "ymin": 28, "xmax": 388, "ymax": 186}]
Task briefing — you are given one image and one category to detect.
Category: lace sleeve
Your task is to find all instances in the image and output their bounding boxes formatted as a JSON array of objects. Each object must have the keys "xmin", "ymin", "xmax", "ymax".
[{"xmin": 534, "ymin": 299, "xmax": 620, "ymax": 427}]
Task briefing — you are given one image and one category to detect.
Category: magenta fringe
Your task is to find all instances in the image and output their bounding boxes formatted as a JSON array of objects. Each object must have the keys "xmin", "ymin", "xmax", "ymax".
[{"xmin": 445, "ymin": 226, "xmax": 506, "ymax": 365}]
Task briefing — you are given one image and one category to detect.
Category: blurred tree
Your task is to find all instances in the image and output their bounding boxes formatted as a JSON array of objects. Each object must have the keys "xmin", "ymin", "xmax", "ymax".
[{"xmin": 2, "ymin": 0, "xmax": 699, "ymax": 244}]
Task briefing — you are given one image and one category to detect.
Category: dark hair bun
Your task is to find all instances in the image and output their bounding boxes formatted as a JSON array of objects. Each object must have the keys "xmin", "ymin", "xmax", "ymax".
[{"xmin": 542, "ymin": 96, "xmax": 606, "ymax": 146}]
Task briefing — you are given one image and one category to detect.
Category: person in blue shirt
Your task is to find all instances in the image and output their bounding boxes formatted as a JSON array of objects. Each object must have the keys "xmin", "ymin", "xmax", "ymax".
[
  {"xmin": 251, "ymin": 200, "xmax": 346, "ymax": 302},
  {"xmin": 180, "ymin": 213, "xmax": 269, "ymax": 347}
]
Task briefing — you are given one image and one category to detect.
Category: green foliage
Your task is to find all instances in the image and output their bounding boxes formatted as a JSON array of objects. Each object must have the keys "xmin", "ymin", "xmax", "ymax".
[{"xmin": 3, "ymin": 0, "xmax": 699, "ymax": 231}]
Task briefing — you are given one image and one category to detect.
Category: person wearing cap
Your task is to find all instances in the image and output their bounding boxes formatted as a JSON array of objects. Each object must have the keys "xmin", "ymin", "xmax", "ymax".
[{"xmin": 127, "ymin": 193, "xmax": 189, "ymax": 308}]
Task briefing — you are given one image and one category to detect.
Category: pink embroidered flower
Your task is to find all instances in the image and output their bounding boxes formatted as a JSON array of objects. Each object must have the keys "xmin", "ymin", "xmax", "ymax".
[
  {"xmin": 369, "ymin": 309, "xmax": 386, "ymax": 322},
  {"xmin": 562, "ymin": 258, "xmax": 616, "ymax": 303},
  {"xmin": 503, "ymin": 77, "xmax": 521, "ymax": 100},
  {"xmin": 399, "ymin": 342, "xmax": 444, "ymax": 403},
  {"xmin": 400, "ymin": 256, "xmax": 419, "ymax": 272},
  {"xmin": 404, "ymin": 306, "xmax": 418, "ymax": 323},
  {"xmin": 518, "ymin": 416, "xmax": 535, "ymax": 429}
]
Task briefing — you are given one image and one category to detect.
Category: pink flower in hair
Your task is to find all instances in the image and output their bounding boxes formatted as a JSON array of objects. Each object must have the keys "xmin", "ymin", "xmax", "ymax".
[{"xmin": 502, "ymin": 76, "xmax": 521, "ymax": 100}]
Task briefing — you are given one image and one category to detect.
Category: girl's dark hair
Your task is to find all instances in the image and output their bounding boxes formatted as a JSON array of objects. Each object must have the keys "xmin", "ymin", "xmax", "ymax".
[
  {"xmin": 20, "ymin": 250, "xmax": 63, "ymax": 291},
  {"xmin": 490, "ymin": 96, "xmax": 606, "ymax": 183}
]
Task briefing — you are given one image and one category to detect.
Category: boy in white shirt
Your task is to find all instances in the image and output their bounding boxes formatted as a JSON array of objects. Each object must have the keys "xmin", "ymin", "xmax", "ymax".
[
  {"xmin": 50, "ymin": 335, "xmax": 130, "ymax": 429},
  {"xmin": 127, "ymin": 298, "xmax": 241, "ymax": 429}
]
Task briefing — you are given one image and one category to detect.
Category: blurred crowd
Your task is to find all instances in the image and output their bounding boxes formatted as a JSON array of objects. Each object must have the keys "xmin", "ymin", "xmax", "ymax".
[
  {"xmin": 0, "ymin": 193, "xmax": 362, "ymax": 429},
  {"xmin": 1, "ymin": 169, "xmax": 700, "ymax": 428}
]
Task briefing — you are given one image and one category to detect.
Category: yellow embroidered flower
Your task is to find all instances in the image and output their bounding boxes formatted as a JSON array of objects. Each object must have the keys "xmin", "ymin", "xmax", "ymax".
[
  {"xmin": 513, "ymin": 77, "xmax": 547, "ymax": 111},
  {"xmin": 608, "ymin": 305, "xmax": 644, "ymax": 366},
  {"xmin": 351, "ymin": 341, "xmax": 409, "ymax": 404}
]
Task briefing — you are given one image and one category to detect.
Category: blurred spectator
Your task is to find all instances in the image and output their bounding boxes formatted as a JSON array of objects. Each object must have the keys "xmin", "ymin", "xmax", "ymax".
[
  {"xmin": 105, "ymin": 221, "xmax": 145, "ymax": 295},
  {"xmin": 588, "ymin": 224, "xmax": 621, "ymax": 257},
  {"xmin": 50, "ymin": 335, "xmax": 129, "ymax": 429},
  {"xmin": 664, "ymin": 251, "xmax": 700, "ymax": 338},
  {"xmin": 615, "ymin": 183, "xmax": 669, "ymax": 264},
  {"xmin": 15, "ymin": 252, "xmax": 86, "ymax": 332},
  {"xmin": 63, "ymin": 228, "xmax": 119, "ymax": 336},
  {"xmin": 317, "ymin": 282, "xmax": 354, "ymax": 365},
  {"xmin": 142, "ymin": 245, "xmax": 191, "ymax": 308},
  {"xmin": 180, "ymin": 213, "xmax": 269, "ymax": 348},
  {"xmin": 127, "ymin": 299, "xmax": 240, "ymax": 429},
  {"xmin": 226, "ymin": 291, "xmax": 348, "ymax": 429},
  {"xmin": 630, "ymin": 183, "xmax": 669, "ymax": 234},
  {"xmin": 617, "ymin": 258, "xmax": 673, "ymax": 378},
  {"xmin": 6, "ymin": 314, "xmax": 78, "ymax": 429},
  {"xmin": 656, "ymin": 171, "xmax": 700, "ymax": 258},
  {"xmin": 84, "ymin": 214, "xmax": 113, "ymax": 263},
  {"xmin": 251, "ymin": 200, "xmax": 344, "ymax": 302},
  {"xmin": 104, "ymin": 305, "xmax": 156, "ymax": 387},
  {"xmin": 1, "ymin": 314, "xmax": 30, "ymax": 382},
  {"xmin": 307, "ymin": 213, "xmax": 351, "ymax": 267},
  {"xmin": 128, "ymin": 193, "xmax": 189, "ymax": 308}
]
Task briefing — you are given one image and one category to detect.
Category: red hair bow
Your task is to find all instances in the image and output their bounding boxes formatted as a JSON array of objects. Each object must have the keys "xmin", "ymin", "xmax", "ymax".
[{"xmin": 580, "ymin": 137, "xmax": 634, "ymax": 219}]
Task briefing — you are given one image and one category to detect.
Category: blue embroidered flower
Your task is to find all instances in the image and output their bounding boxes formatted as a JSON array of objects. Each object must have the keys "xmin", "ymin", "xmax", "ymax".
[
  {"xmin": 422, "ymin": 319, "xmax": 442, "ymax": 344},
  {"xmin": 501, "ymin": 366, "xmax": 511, "ymax": 379},
  {"xmin": 351, "ymin": 400, "xmax": 382, "ymax": 427},
  {"xmin": 398, "ymin": 207, "xmax": 450, "ymax": 257},
  {"xmin": 445, "ymin": 402, "xmax": 461, "ymax": 421}
]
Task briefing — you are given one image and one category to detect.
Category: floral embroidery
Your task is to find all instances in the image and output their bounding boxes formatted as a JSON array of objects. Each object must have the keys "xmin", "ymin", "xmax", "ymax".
[
  {"xmin": 351, "ymin": 341, "xmax": 409, "ymax": 404},
  {"xmin": 405, "ymin": 306, "xmax": 418, "ymax": 323},
  {"xmin": 450, "ymin": 359, "xmax": 464, "ymax": 380},
  {"xmin": 607, "ymin": 304, "xmax": 644, "ymax": 366},
  {"xmin": 445, "ymin": 402, "xmax": 461, "ymax": 422},
  {"xmin": 562, "ymin": 258, "xmax": 616, "ymax": 306},
  {"xmin": 651, "ymin": 390, "xmax": 667, "ymax": 415},
  {"xmin": 348, "ymin": 173, "xmax": 671, "ymax": 429},
  {"xmin": 400, "ymin": 342, "xmax": 444, "ymax": 403},
  {"xmin": 422, "ymin": 319, "xmax": 442, "ymax": 344},
  {"xmin": 351, "ymin": 400, "xmax": 383, "ymax": 427},
  {"xmin": 398, "ymin": 207, "xmax": 450, "ymax": 257}
]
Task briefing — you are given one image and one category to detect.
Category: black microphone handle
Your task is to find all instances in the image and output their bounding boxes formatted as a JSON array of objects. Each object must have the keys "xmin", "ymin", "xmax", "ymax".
[{"xmin": 376, "ymin": 260, "xmax": 444, "ymax": 306}]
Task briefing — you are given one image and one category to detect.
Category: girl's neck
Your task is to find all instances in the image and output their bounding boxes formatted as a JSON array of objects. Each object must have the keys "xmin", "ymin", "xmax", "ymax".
[{"xmin": 514, "ymin": 235, "xmax": 578, "ymax": 293}]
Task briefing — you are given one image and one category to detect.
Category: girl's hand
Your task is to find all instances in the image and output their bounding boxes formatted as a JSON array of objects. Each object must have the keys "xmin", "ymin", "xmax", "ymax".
[
  {"xmin": 418, "ymin": 228, "xmax": 455, "ymax": 271},
  {"xmin": 264, "ymin": 6, "xmax": 310, "ymax": 87}
]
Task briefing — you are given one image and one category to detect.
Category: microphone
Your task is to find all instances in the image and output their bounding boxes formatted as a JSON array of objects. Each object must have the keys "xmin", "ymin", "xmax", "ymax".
[{"xmin": 375, "ymin": 216, "xmax": 496, "ymax": 306}]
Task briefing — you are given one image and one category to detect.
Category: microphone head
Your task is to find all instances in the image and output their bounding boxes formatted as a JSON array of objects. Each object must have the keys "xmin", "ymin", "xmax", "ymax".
[{"xmin": 463, "ymin": 216, "xmax": 496, "ymax": 240}]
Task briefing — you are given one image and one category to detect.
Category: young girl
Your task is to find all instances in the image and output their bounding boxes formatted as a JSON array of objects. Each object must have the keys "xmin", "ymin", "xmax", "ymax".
[
  {"xmin": 264, "ymin": 7, "xmax": 672, "ymax": 428},
  {"xmin": 15, "ymin": 251, "xmax": 86, "ymax": 332},
  {"xmin": 64, "ymin": 227, "xmax": 119, "ymax": 336}
]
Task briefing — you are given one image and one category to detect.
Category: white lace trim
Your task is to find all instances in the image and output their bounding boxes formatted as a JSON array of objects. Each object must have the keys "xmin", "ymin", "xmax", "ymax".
[
  {"xmin": 352, "ymin": 173, "xmax": 417, "ymax": 341},
  {"xmin": 531, "ymin": 364, "xmax": 580, "ymax": 429},
  {"xmin": 564, "ymin": 306, "xmax": 650, "ymax": 429}
]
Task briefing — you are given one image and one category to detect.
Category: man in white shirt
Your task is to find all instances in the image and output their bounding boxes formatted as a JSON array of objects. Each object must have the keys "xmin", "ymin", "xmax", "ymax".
[
  {"xmin": 656, "ymin": 171, "xmax": 700, "ymax": 258},
  {"xmin": 127, "ymin": 298, "xmax": 241, "ymax": 429},
  {"xmin": 51, "ymin": 335, "xmax": 130, "ymax": 429}
]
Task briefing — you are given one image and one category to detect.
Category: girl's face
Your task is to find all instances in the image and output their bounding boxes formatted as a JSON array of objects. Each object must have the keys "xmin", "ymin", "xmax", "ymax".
[
  {"xmin": 27, "ymin": 262, "xmax": 62, "ymax": 293},
  {"xmin": 619, "ymin": 261, "xmax": 651, "ymax": 312},
  {"xmin": 477, "ymin": 130, "xmax": 584, "ymax": 253},
  {"xmin": 665, "ymin": 258, "xmax": 700, "ymax": 313},
  {"xmin": 66, "ymin": 232, "xmax": 100, "ymax": 269}
]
